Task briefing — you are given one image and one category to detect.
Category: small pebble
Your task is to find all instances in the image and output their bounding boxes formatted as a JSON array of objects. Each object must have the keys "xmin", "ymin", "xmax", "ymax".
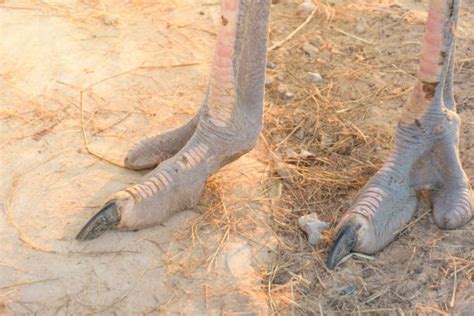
[
  {"xmin": 278, "ymin": 85, "xmax": 294, "ymax": 100},
  {"xmin": 294, "ymin": 129, "xmax": 305, "ymax": 140},
  {"xmin": 298, "ymin": 213, "xmax": 329, "ymax": 246},
  {"xmin": 299, "ymin": 149, "xmax": 315, "ymax": 159},
  {"xmin": 277, "ymin": 72, "xmax": 286, "ymax": 80},
  {"xmin": 277, "ymin": 85, "xmax": 286, "ymax": 94},
  {"xmin": 283, "ymin": 92, "xmax": 294, "ymax": 100},
  {"xmin": 266, "ymin": 62, "xmax": 276, "ymax": 69},
  {"xmin": 297, "ymin": 1, "xmax": 315, "ymax": 16},
  {"xmin": 337, "ymin": 284, "xmax": 356, "ymax": 296},
  {"xmin": 285, "ymin": 148, "xmax": 299, "ymax": 159},
  {"xmin": 103, "ymin": 14, "xmax": 119, "ymax": 25},
  {"xmin": 306, "ymin": 72, "xmax": 323, "ymax": 84},
  {"xmin": 356, "ymin": 21, "xmax": 366, "ymax": 34},
  {"xmin": 321, "ymin": 134, "xmax": 333, "ymax": 147},
  {"xmin": 265, "ymin": 76, "xmax": 274, "ymax": 86},
  {"xmin": 303, "ymin": 42, "xmax": 319, "ymax": 58},
  {"xmin": 275, "ymin": 162, "xmax": 296, "ymax": 181}
]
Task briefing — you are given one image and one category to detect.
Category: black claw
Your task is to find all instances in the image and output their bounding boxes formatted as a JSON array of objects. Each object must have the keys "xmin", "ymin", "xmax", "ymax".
[
  {"xmin": 76, "ymin": 202, "xmax": 121, "ymax": 241},
  {"xmin": 326, "ymin": 223, "xmax": 357, "ymax": 269}
]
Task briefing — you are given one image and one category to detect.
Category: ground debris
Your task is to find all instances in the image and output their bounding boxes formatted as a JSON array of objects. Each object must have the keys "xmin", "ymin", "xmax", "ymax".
[
  {"xmin": 302, "ymin": 42, "xmax": 319, "ymax": 58},
  {"xmin": 306, "ymin": 72, "xmax": 323, "ymax": 84},
  {"xmin": 264, "ymin": 0, "xmax": 474, "ymax": 313},
  {"xmin": 298, "ymin": 213, "xmax": 329, "ymax": 246},
  {"xmin": 102, "ymin": 14, "xmax": 120, "ymax": 25},
  {"xmin": 297, "ymin": 1, "xmax": 316, "ymax": 16},
  {"xmin": 336, "ymin": 283, "xmax": 356, "ymax": 296}
]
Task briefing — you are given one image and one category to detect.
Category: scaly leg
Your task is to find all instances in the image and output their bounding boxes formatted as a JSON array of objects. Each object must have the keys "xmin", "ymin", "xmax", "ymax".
[
  {"xmin": 124, "ymin": 112, "xmax": 200, "ymax": 170},
  {"xmin": 76, "ymin": 0, "xmax": 270, "ymax": 240},
  {"xmin": 327, "ymin": 0, "xmax": 472, "ymax": 269}
]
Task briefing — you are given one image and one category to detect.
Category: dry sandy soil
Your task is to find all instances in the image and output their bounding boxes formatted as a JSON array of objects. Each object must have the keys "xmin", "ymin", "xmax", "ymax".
[{"xmin": 0, "ymin": 0, "xmax": 473, "ymax": 315}]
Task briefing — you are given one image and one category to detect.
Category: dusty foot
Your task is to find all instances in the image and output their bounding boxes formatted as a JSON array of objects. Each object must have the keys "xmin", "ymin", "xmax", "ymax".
[
  {"xmin": 327, "ymin": 0, "xmax": 472, "ymax": 269},
  {"xmin": 327, "ymin": 110, "xmax": 473, "ymax": 268},
  {"xmin": 76, "ymin": 0, "xmax": 270, "ymax": 241},
  {"xmin": 76, "ymin": 109, "xmax": 260, "ymax": 240}
]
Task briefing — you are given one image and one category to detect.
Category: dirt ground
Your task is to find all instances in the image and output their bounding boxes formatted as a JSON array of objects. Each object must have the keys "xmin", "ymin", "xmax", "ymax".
[
  {"xmin": 0, "ymin": 0, "xmax": 473, "ymax": 315},
  {"xmin": 0, "ymin": 1, "xmax": 276, "ymax": 314},
  {"xmin": 263, "ymin": 0, "xmax": 473, "ymax": 314}
]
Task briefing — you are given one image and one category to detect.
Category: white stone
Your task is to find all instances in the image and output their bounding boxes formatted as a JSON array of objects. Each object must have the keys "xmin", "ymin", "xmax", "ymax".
[
  {"xmin": 295, "ymin": 129, "xmax": 305, "ymax": 140},
  {"xmin": 102, "ymin": 14, "xmax": 120, "ymax": 25},
  {"xmin": 307, "ymin": 72, "xmax": 323, "ymax": 84},
  {"xmin": 321, "ymin": 134, "xmax": 333, "ymax": 147},
  {"xmin": 278, "ymin": 85, "xmax": 294, "ymax": 100},
  {"xmin": 356, "ymin": 21, "xmax": 366, "ymax": 34},
  {"xmin": 299, "ymin": 149, "xmax": 315, "ymax": 158},
  {"xmin": 297, "ymin": 1, "xmax": 315, "ymax": 15},
  {"xmin": 283, "ymin": 91, "xmax": 294, "ymax": 100},
  {"xmin": 266, "ymin": 62, "xmax": 276, "ymax": 69},
  {"xmin": 303, "ymin": 42, "xmax": 319, "ymax": 58},
  {"xmin": 298, "ymin": 213, "xmax": 329, "ymax": 246},
  {"xmin": 265, "ymin": 76, "xmax": 274, "ymax": 86}
]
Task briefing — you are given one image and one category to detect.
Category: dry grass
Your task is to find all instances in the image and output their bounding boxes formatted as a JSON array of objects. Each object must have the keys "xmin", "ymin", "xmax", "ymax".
[
  {"xmin": 1, "ymin": 0, "xmax": 472, "ymax": 314},
  {"xmin": 258, "ymin": 0, "xmax": 474, "ymax": 314}
]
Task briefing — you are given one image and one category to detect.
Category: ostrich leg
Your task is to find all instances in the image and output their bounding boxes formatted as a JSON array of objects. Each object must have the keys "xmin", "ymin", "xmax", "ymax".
[
  {"xmin": 76, "ymin": 0, "xmax": 270, "ymax": 240},
  {"xmin": 124, "ymin": 112, "xmax": 200, "ymax": 170},
  {"xmin": 327, "ymin": 0, "xmax": 472, "ymax": 269}
]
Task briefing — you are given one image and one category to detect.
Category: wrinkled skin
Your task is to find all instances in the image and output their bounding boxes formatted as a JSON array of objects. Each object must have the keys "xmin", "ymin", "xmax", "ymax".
[
  {"xmin": 77, "ymin": 0, "xmax": 271, "ymax": 238},
  {"xmin": 77, "ymin": 0, "xmax": 472, "ymax": 270},
  {"xmin": 327, "ymin": 0, "xmax": 472, "ymax": 268}
]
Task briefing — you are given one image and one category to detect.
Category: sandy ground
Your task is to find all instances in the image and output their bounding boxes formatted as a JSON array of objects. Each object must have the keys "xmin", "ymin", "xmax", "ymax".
[
  {"xmin": 263, "ymin": 0, "xmax": 473, "ymax": 314},
  {"xmin": 0, "ymin": 1, "xmax": 276, "ymax": 314},
  {"xmin": 0, "ymin": 0, "xmax": 473, "ymax": 315}
]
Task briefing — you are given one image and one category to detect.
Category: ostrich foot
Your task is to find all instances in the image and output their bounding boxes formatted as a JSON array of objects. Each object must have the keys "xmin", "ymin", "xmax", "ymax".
[
  {"xmin": 327, "ymin": 113, "xmax": 472, "ymax": 268},
  {"xmin": 76, "ymin": 0, "xmax": 270, "ymax": 241}
]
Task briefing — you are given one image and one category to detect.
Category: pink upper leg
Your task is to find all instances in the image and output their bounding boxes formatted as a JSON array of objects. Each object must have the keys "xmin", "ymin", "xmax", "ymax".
[
  {"xmin": 206, "ymin": 0, "xmax": 240, "ymax": 127},
  {"xmin": 418, "ymin": 0, "xmax": 452, "ymax": 83},
  {"xmin": 401, "ymin": 0, "xmax": 455, "ymax": 123}
]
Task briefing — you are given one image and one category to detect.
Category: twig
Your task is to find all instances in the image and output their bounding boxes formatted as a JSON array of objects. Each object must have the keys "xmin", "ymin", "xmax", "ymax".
[
  {"xmin": 268, "ymin": 3, "xmax": 318, "ymax": 51},
  {"xmin": 352, "ymin": 253, "xmax": 375, "ymax": 261},
  {"xmin": 79, "ymin": 91, "xmax": 125, "ymax": 168},
  {"xmin": 4, "ymin": 177, "xmax": 55, "ymax": 253},
  {"xmin": 0, "ymin": 5, "xmax": 39, "ymax": 11},
  {"xmin": 445, "ymin": 247, "xmax": 458, "ymax": 308},
  {"xmin": 363, "ymin": 287, "xmax": 389, "ymax": 304},
  {"xmin": 333, "ymin": 27, "xmax": 373, "ymax": 45},
  {"xmin": 77, "ymin": 62, "xmax": 202, "ymax": 167},
  {"xmin": 206, "ymin": 225, "xmax": 230, "ymax": 271},
  {"xmin": 345, "ymin": 120, "xmax": 368, "ymax": 145},
  {"xmin": 274, "ymin": 120, "xmax": 305, "ymax": 151},
  {"xmin": 84, "ymin": 63, "xmax": 201, "ymax": 90},
  {"xmin": 93, "ymin": 113, "xmax": 132, "ymax": 136},
  {"xmin": 0, "ymin": 278, "xmax": 60, "ymax": 290},
  {"xmin": 394, "ymin": 210, "xmax": 431, "ymax": 236}
]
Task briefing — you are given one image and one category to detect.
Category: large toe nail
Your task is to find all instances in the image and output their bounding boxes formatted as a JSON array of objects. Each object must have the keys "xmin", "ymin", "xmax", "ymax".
[
  {"xmin": 76, "ymin": 202, "xmax": 121, "ymax": 241},
  {"xmin": 326, "ymin": 223, "xmax": 357, "ymax": 269}
]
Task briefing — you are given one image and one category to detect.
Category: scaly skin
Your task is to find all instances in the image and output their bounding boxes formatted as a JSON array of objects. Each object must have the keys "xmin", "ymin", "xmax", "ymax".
[
  {"xmin": 327, "ymin": 0, "xmax": 472, "ymax": 269},
  {"xmin": 124, "ymin": 112, "xmax": 200, "ymax": 170},
  {"xmin": 78, "ymin": 0, "xmax": 472, "ymax": 272},
  {"xmin": 76, "ymin": 0, "xmax": 270, "ymax": 239}
]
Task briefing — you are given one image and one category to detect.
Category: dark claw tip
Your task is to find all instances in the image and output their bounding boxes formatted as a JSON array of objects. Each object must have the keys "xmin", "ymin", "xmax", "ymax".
[
  {"xmin": 76, "ymin": 202, "xmax": 121, "ymax": 241},
  {"xmin": 326, "ymin": 223, "xmax": 357, "ymax": 270}
]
